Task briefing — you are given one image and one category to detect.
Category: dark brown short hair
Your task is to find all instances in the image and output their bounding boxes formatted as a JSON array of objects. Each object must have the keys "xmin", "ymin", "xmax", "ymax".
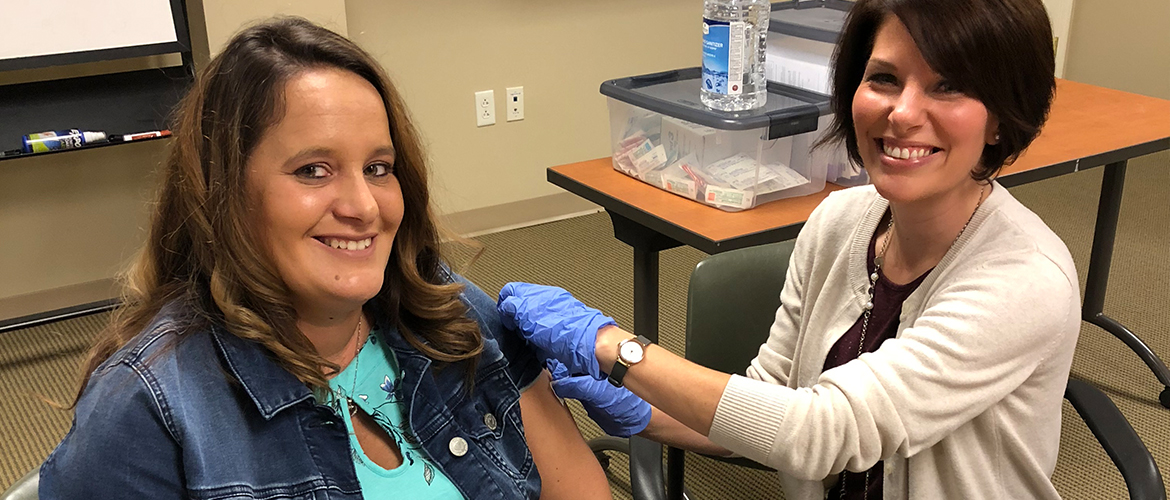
[{"xmin": 818, "ymin": 0, "xmax": 1056, "ymax": 181}]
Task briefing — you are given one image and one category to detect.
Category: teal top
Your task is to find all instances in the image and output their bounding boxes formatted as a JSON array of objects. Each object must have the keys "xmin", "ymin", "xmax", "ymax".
[{"xmin": 327, "ymin": 330, "xmax": 464, "ymax": 499}]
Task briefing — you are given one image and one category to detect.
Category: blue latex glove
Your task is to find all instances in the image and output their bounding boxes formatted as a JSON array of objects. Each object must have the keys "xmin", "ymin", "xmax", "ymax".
[
  {"xmin": 497, "ymin": 282, "xmax": 616, "ymax": 380},
  {"xmin": 547, "ymin": 360, "xmax": 651, "ymax": 438}
]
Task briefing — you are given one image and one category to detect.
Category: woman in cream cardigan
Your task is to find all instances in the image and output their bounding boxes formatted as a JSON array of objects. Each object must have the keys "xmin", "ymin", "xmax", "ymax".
[{"xmin": 498, "ymin": 0, "xmax": 1081, "ymax": 498}]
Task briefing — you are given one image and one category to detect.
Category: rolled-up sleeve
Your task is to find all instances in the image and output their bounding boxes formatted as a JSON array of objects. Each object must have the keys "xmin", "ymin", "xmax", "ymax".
[{"xmin": 455, "ymin": 274, "xmax": 543, "ymax": 392}]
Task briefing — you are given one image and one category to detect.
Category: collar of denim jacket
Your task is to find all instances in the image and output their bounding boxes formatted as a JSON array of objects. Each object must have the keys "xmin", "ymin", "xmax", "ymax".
[
  {"xmin": 210, "ymin": 325, "xmax": 316, "ymax": 419},
  {"xmin": 207, "ymin": 317, "xmax": 441, "ymax": 420}
]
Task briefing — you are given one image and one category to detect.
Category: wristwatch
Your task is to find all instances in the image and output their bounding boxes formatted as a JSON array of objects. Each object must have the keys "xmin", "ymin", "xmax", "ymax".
[{"xmin": 607, "ymin": 335, "xmax": 652, "ymax": 387}]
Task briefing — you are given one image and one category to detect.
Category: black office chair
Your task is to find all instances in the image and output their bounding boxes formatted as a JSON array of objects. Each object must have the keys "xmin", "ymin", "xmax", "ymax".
[{"xmin": 593, "ymin": 240, "xmax": 1164, "ymax": 500}]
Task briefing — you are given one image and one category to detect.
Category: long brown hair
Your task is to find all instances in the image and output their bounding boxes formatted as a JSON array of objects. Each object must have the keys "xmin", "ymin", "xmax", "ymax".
[
  {"xmin": 816, "ymin": 0, "xmax": 1056, "ymax": 181},
  {"xmin": 73, "ymin": 17, "xmax": 482, "ymax": 402}
]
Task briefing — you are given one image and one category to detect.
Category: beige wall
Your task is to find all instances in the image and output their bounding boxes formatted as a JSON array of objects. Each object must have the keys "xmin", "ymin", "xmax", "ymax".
[
  {"xmin": 1064, "ymin": 0, "xmax": 1170, "ymax": 99},
  {"xmin": 346, "ymin": 0, "xmax": 701, "ymax": 214},
  {"xmin": 202, "ymin": 0, "xmax": 348, "ymax": 53},
  {"xmin": 1040, "ymin": 0, "xmax": 1075, "ymax": 77},
  {"xmin": 0, "ymin": 1, "xmax": 351, "ymax": 318},
  {"xmin": 0, "ymin": 141, "xmax": 168, "ymax": 301},
  {"xmin": 4, "ymin": 0, "xmax": 1168, "ymax": 317}
]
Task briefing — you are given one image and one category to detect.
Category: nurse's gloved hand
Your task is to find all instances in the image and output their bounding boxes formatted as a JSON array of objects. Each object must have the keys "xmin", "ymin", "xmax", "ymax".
[
  {"xmin": 547, "ymin": 360, "xmax": 651, "ymax": 438},
  {"xmin": 497, "ymin": 282, "xmax": 615, "ymax": 380}
]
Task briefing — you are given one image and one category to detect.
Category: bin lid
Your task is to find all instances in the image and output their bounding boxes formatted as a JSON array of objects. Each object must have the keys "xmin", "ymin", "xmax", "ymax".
[
  {"xmin": 600, "ymin": 67, "xmax": 830, "ymax": 140},
  {"xmin": 768, "ymin": 1, "xmax": 851, "ymax": 44}
]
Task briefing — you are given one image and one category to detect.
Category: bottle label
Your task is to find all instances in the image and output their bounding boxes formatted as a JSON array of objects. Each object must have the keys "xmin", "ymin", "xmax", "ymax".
[
  {"xmin": 24, "ymin": 129, "xmax": 83, "ymax": 153},
  {"xmin": 702, "ymin": 18, "xmax": 746, "ymax": 96}
]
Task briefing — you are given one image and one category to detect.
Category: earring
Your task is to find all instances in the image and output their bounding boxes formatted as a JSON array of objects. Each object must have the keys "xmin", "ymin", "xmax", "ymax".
[{"xmin": 994, "ymin": 133, "xmax": 1001, "ymax": 142}]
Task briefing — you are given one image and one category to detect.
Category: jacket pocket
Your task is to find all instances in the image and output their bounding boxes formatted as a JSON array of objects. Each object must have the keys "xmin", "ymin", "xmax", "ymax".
[{"xmin": 452, "ymin": 365, "xmax": 533, "ymax": 480}]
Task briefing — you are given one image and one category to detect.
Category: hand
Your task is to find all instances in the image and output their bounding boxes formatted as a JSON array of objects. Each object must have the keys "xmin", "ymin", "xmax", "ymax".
[
  {"xmin": 498, "ymin": 282, "xmax": 616, "ymax": 379},
  {"xmin": 547, "ymin": 360, "xmax": 651, "ymax": 438}
]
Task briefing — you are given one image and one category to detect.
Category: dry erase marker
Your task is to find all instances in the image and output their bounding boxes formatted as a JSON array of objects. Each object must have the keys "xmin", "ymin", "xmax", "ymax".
[
  {"xmin": 21, "ymin": 129, "xmax": 108, "ymax": 153},
  {"xmin": 111, "ymin": 130, "xmax": 172, "ymax": 142}
]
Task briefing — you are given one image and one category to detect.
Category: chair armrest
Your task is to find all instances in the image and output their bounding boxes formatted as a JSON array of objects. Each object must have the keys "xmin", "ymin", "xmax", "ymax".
[
  {"xmin": 0, "ymin": 467, "xmax": 38, "ymax": 500},
  {"xmin": 587, "ymin": 436, "xmax": 667, "ymax": 500},
  {"xmin": 630, "ymin": 436, "xmax": 667, "ymax": 500},
  {"xmin": 1065, "ymin": 378, "xmax": 1166, "ymax": 500}
]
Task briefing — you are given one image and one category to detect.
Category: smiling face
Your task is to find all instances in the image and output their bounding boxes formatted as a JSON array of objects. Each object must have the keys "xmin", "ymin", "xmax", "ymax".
[
  {"xmin": 247, "ymin": 67, "xmax": 403, "ymax": 319},
  {"xmin": 852, "ymin": 15, "xmax": 999, "ymax": 205}
]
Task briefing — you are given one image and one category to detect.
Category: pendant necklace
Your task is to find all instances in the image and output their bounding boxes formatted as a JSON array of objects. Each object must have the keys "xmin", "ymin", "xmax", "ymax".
[
  {"xmin": 839, "ymin": 184, "xmax": 988, "ymax": 499},
  {"xmin": 346, "ymin": 315, "xmax": 365, "ymax": 418}
]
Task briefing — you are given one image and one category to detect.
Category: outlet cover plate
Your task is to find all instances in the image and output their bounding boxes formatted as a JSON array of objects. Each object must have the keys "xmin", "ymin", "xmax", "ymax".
[{"xmin": 475, "ymin": 90, "xmax": 495, "ymax": 127}]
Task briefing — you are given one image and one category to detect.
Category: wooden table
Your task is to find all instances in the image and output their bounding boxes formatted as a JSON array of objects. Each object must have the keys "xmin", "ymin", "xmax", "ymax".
[{"xmin": 550, "ymin": 79, "xmax": 1170, "ymax": 500}]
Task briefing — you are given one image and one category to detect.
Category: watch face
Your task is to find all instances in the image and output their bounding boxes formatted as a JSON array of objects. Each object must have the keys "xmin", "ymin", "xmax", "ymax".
[{"xmin": 620, "ymin": 340, "xmax": 645, "ymax": 363}]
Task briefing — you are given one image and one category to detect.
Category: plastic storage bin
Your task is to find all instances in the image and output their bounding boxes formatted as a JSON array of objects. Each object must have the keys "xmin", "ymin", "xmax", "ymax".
[
  {"xmin": 765, "ymin": 0, "xmax": 847, "ymax": 95},
  {"xmin": 805, "ymin": 113, "xmax": 868, "ymax": 187},
  {"xmin": 767, "ymin": 0, "xmax": 850, "ymax": 45},
  {"xmin": 601, "ymin": 67, "xmax": 831, "ymax": 211},
  {"xmin": 766, "ymin": 0, "xmax": 868, "ymax": 187}
]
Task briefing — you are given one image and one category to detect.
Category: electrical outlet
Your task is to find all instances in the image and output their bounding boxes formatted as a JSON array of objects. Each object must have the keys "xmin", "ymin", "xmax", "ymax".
[
  {"xmin": 475, "ymin": 90, "xmax": 495, "ymax": 127},
  {"xmin": 505, "ymin": 86, "xmax": 524, "ymax": 122}
]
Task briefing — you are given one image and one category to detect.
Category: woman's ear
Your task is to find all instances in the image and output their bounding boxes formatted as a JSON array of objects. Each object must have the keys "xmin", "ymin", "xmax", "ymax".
[{"xmin": 985, "ymin": 116, "xmax": 1001, "ymax": 145}]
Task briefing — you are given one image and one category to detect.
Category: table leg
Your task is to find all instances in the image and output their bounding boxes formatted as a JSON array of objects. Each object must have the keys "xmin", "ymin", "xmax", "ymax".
[
  {"xmin": 1082, "ymin": 161, "xmax": 1170, "ymax": 409},
  {"xmin": 608, "ymin": 212, "xmax": 688, "ymax": 499},
  {"xmin": 633, "ymin": 244, "xmax": 661, "ymax": 343},
  {"xmin": 632, "ymin": 244, "xmax": 687, "ymax": 500}
]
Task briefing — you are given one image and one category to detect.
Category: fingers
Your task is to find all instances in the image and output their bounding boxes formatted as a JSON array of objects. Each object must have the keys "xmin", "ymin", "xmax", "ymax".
[
  {"xmin": 496, "ymin": 295, "xmax": 523, "ymax": 331},
  {"xmin": 497, "ymin": 282, "xmax": 522, "ymax": 302},
  {"xmin": 545, "ymin": 359, "xmax": 570, "ymax": 380},
  {"xmin": 497, "ymin": 281, "xmax": 609, "ymax": 378},
  {"xmin": 549, "ymin": 375, "xmax": 592, "ymax": 400},
  {"xmin": 498, "ymin": 282, "xmax": 567, "ymax": 301}
]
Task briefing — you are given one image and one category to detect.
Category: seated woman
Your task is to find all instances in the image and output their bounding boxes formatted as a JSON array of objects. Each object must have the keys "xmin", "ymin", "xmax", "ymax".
[
  {"xmin": 500, "ymin": 0, "xmax": 1081, "ymax": 498},
  {"xmin": 40, "ymin": 17, "xmax": 610, "ymax": 500}
]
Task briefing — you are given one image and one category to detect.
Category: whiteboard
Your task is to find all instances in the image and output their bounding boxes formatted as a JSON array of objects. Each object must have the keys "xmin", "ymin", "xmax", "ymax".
[{"xmin": 0, "ymin": 0, "xmax": 183, "ymax": 69}]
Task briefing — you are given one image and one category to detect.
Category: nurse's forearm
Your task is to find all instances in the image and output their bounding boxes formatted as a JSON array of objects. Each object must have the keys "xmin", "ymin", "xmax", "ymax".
[
  {"xmin": 639, "ymin": 407, "xmax": 733, "ymax": 457},
  {"xmin": 595, "ymin": 326, "xmax": 732, "ymax": 437}
]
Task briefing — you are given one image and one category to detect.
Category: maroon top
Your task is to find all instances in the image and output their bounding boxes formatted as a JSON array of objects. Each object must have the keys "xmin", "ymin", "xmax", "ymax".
[{"xmin": 823, "ymin": 224, "xmax": 931, "ymax": 500}]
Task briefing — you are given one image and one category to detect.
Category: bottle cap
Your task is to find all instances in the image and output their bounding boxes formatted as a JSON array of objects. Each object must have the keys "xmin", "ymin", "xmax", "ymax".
[{"xmin": 83, "ymin": 131, "xmax": 108, "ymax": 144}]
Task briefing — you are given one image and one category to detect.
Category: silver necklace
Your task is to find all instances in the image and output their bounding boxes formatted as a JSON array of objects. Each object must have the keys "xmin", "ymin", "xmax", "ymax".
[
  {"xmin": 839, "ymin": 184, "xmax": 988, "ymax": 500},
  {"xmin": 346, "ymin": 316, "xmax": 365, "ymax": 418}
]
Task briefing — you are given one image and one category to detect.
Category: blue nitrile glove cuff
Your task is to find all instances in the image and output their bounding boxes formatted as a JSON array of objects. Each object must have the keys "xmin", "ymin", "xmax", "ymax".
[
  {"xmin": 498, "ymin": 282, "xmax": 617, "ymax": 380},
  {"xmin": 548, "ymin": 360, "xmax": 651, "ymax": 438}
]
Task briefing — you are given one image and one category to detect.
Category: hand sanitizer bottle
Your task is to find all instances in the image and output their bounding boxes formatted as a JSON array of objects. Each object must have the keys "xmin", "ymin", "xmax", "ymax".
[{"xmin": 701, "ymin": 0, "xmax": 770, "ymax": 111}]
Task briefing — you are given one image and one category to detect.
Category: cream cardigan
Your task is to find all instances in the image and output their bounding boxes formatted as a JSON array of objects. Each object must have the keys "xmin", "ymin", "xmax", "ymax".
[{"xmin": 709, "ymin": 183, "xmax": 1080, "ymax": 499}]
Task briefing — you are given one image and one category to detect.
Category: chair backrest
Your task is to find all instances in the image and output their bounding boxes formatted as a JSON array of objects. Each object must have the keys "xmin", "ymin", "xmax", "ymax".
[
  {"xmin": 1, "ymin": 468, "xmax": 38, "ymax": 500},
  {"xmin": 684, "ymin": 241, "xmax": 794, "ymax": 471},
  {"xmin": 685, "ymin": 240, "xmax": 795, "ymax": 374}
]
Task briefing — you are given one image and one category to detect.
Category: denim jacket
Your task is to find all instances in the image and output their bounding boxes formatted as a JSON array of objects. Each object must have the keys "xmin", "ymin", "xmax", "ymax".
[{"xmin": 40, "ymin": 273, "xmax": 543, "ymax": 499}]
